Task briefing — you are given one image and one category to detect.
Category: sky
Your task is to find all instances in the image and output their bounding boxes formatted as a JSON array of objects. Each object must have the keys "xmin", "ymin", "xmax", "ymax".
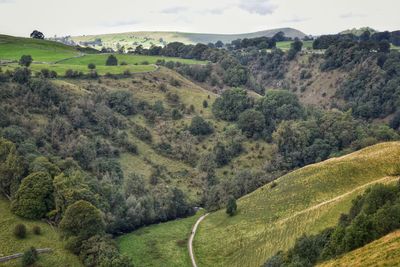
[{"xmin": 0, "ymin": 0, "xmax": 399, "ymax": 37}]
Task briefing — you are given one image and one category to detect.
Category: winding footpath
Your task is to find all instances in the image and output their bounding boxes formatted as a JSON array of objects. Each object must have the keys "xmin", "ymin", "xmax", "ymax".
[{"xmin": 189, "ymin": 213, "xmax": 209, "ymax": 267}]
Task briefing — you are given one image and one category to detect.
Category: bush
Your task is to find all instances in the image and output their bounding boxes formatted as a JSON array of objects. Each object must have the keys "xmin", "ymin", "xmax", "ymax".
[
  {"xmin": 120, "ymin": 61, "xmax": 127, "ymax": 66},
  {"xmin": 32, "ymin": 225, "xmax": 41, "ymax": 235},
  {"xmin": 189, "ymin": 116, "xmax": 213, "ymax": 136},
  {"xmin": 21, "ymin": 247, "xmax": 38, "ymax": 267},
  {"xmin": 171, "ymin": 109, "xmax": 182, "ymax": 120},
  {"xmin": 202, "ymin": 100, "xmax": 208, "ymax": 108},
  {"xmin": 237, "ymin": 109, "xmax": 265, "ymax": 138},
  {"xmin": 12, "ymin": 67, "xmax": 31, "ymax": 84},
  {"xmin": 226, "ymin": 195, "xmax": 237, "ymax": 216},
  {"xmin": 14, "ymin": 224, "xmax": 27, "ymax": 239},
  {"xmin": 106, "ymin": 55, "xmax": 118, "ymax": 66},
  {"xmin": 19, "ymin": 55, "xmax": 33, "ymax": 67}
]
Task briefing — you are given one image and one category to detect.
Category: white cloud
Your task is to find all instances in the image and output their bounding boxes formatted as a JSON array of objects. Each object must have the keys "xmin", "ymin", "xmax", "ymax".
[
  {"xmin": 0, "ymin": 0, "xmax": 398, "ymax": 37},
  {"xmin": 238, "ymin": 0, "xmax": 276, "ymax": 15}
]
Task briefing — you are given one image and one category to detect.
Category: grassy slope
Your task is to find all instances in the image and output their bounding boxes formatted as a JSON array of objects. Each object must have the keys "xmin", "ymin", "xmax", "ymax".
[
  {"xmin": 319, "ymin": 230, "xmax": 400, "ymax": 267},
  {"xmin": 118, "ymin": 210, "xmax": 204, "ymax": 267},
  {"xmin": 62, "ymin": 68, "xmax": 270, "ymax": 202},
  {"xmin": 0, "ymin": 199, "xmax": 81, "ymax": 267},
  {"xmin": 71, "ymin": 28, "xmax": 306, "ymax": 48},
  {"xmin": 0, "ymin": 34, "xmax": 79, "ymax": 62},
  {"xmin": 59, "ymin": 54, "xmax": 205, "ymax": 65},
  {"xmin": 195, "ymin": 142, "xmax": 400, "ymax": 267}
]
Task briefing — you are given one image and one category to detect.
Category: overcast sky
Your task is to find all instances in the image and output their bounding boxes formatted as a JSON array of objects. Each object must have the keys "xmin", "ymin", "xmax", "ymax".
[{"xmin": 0, "ymin": 0, "xmax": 399, "ymax": 37}]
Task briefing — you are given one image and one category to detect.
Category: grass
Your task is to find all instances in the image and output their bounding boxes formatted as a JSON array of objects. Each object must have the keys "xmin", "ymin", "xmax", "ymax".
[
  {"xmin": 58, "ymin": 54, "xmax": 206, "ymax": 66},
  {"xmin": 118, "ymin": 210, "xmax": 205, "ymax": 267},
  {"xmin": 3, "ymin": 63, "xmax": 156, "ymax": 76},
  {"xmin": 0, "ymin": 34, "xmax": 79, "ymax": 62},
  {"xmin": 194, "ymin": 142, "xmax": 400, "ymax": 267},
  {"xmin": 0, "ymin": 198, "xmax": 81, "ymax": 267},
  {"xmin": 276, "ymin": 40, "xmax": 313, "ymax": 51},
  {"xmin": 318, "ymin": 230, "xmax": 400, "ymax": 267}
]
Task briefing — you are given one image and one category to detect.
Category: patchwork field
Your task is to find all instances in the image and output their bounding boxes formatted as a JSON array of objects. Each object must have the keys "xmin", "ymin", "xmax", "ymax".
[
  {"xmin": 194, "ymin": 142, "xmax": 400, "ymax": 267},
  {"xmin": 0, "ymin": 199, "xmax": 81, "ymax": 267},
  {"xmin": 0, "ymin": 35, "xmax": 205, "ymax": 77},
  {"xmin": 118, "ymin": 210, "xmax": 204, "ymax": 267}
]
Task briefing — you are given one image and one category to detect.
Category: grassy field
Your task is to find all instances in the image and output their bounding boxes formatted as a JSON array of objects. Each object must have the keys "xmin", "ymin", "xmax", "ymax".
[
  {"xmin": 276, "ymin": 40, "xmax": 313, "ymax": 50},
  {"xmin": 0, "ymin": 34, "xmax": 205, "ymax": 76},
  {"xmin": 58, "ymin": 54, "xmax": 206, "ymax": 66},
  {"xmin": 118, "ymin": 210, "xmax": 204, "ymax": 267},
  {"xmin": 0, "ymin": 199, "xmax": 81, "ymax": 267},
  {"xmin": 194, "ymin": 142, "xmax": 400, "ymax": 267},
  {"xmin": 0, "ymin": 34, "xmax": 79, "ymax": 62},
  {"xmin": 319, "ymin": 230, "xmax": 400, "ymax": 267},
  {"xmin": 3, "ymin": 63, "xmax": 156, "ymax": 76}
]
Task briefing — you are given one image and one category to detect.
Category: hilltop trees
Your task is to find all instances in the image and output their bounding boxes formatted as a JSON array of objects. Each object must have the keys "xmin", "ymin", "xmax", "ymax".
[
  {"xmin": 30, "ymin": 30, "xmax": 44, "ymax": 39},
  {"xmin": 11, "ymin": 172, "xmax": 54, "ymax": 219}
]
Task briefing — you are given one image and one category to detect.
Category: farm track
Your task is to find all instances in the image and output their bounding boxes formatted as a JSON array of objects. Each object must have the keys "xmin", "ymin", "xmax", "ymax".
[{"xmin": 189, "ymin": 213, "xmax": 209, "ymax": 267}]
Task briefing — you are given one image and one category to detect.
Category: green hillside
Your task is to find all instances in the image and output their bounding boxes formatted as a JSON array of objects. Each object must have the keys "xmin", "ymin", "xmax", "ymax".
[
  {"xmin": 318, "ymin": 230, "xmax": 400, "ymax": 267},
  {"xmin": 0, "ymin": 34, "xmax": 79, "ymax": 62},
  {"xmin": 194, "ymin": 142, "xmax": 400, "ymax": 267},
  {"xmin": 0, "ymin": 199, "xmax": 81, "ymax": 267},
  {"xmin": 71, "ymin": 28, "xmax": 306, "ymax": 49},
  {"xmin": 118, "ymin": 210, "xmax": 204, "ymax": 267}
]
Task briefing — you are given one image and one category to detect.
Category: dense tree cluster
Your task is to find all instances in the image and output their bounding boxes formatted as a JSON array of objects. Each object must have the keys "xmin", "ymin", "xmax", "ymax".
[{"xmin": 264, "ymin": 183, "xmax": 400, "ymax": 267}]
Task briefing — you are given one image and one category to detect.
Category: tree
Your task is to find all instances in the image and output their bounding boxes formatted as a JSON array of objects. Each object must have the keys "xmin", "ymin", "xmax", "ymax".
[
  {"xmin": 11, "ymin": 172, "xmax": 54, "ymax": 219},
  {"xmin": 212, "ymin": 88, "xmax": 252, "ymax": 121},
  {"xmin": 106, "ymin": 55, "xmax": 118, "ymax": 66},
  {"xmin": 21, "ymin": 247, "xmax": 38, "ymax": 267},
  {"xmin": 226, "ymin": 195, "xmax": 237, "ymax": 216},
  {"xmin": 0, "ymin": 138, "xmax": 24, "ymax": 197},
  {"xmin": 189, "ymin": 116, "xmax": 213, "ymax": 136},
  {"xmin": 12, "ymin": 67, "xmax": 31, "ymax": 84},
  {"xmin": 237, "ymin": 109, "xmax": 265, "ymax": 138},
  {"xmin": 215, "ymin": 40, "xmax": 224, "ymax": 48},
  {"xmin": 53, "ymin": 171, "xmax": 97, "ymax": 215},
  {"xmin": 203, "ymin": 100, "xmax": 208, "ymax": 108},
  {"xmin": 60, "ymin": 200, "xmax": 105, "ymax": 252},
  {"xmin": 213, "ymin": 142, "xmax": 229, "ymax": 167},
  {"xmin": 88, "ymin": 63, "xmax": 96, "ymax": 70},
  {"xmin": 19, "ymin": 55, "xmax": 33, "ymax": 67},
  {"xmin": 14, "ymin": 223, "xmax": 27, "ymax": 239},
  {"xmin": 30, "ymin": 30, "xmax": 44, "ymax": 39}
]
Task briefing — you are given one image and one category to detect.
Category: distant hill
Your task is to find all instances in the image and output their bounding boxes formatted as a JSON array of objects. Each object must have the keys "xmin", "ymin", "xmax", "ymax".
[
  {"xmin": 339, "ymin": 27, "xmax": 377, "ymax": 36},
  {"xmin": 70, "ymin": 28, "xmax": 306, "ymax": 49}
]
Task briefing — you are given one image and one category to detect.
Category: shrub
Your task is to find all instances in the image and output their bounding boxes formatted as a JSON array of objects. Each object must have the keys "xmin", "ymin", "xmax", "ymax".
[
  {"xmin": 170, "ymin": 78, "xmax": 181, "ymax": 87},
  {"xmin": 12, "ymin": 67, "xmax": 31, "ymax": 84},
  {"xmin": 171, "ymin": 109, "xmax": 182, "ymax": 120},
  {"xmin": 21, "ymin": 247, "xmax": 38, "ymax": 267},
  {"xmin": 189, "ymin": 116, "xmax": 213, "ymax": 136},
  {"xmin": 226, "ymin": 195, "xmax": 237, "ymax": 216},
  {"xmin": 19, "ymin": 55, "xmax": 33, "ymax": 67},
  {"xmin": 88, "ymin": 63, "xmax": 96, "ymax": 70},
  {"xmin": 14, "ymin": 223, "xmax": 27, "ymax": 239},
  {"xmin": 203, "ymin": 100, "xmax": 208, "ymax": 108},
  {"xmin": 32, "ymin": 225, "xmax": 41, "ymax": 235},
  {"xmin": 106, "ymin": 55, "xmax": 118, "ymax": 66},
  {"xmin": 120, "ymin": 61, "xmax": 127, "ymax": 66}
]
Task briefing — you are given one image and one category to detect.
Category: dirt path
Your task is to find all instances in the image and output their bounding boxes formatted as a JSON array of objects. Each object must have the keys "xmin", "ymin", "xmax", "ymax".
[
  {"xmin": 189, "ymin": 213, "xmax": 209, "ymax": 267},
  {"xmin": 278, "ymin": 176, "xmax": 398, "ymax": 225}
]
